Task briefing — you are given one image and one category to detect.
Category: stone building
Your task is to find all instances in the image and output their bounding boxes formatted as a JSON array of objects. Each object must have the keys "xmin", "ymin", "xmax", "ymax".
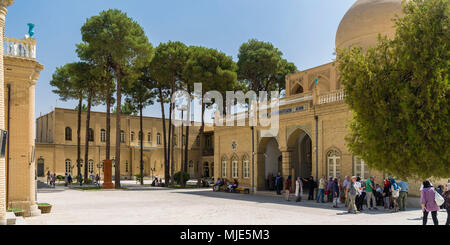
[
  {"xmin": 0, "ymin": 0, "xmax": 44, "ymax": 224},
  {"xmin": 213, "ymin": 0, "xmax": 447, "ymax": 197},
  {"xmin": 35, "ymin": 108, "xmax": 215, "ymax": 181}
]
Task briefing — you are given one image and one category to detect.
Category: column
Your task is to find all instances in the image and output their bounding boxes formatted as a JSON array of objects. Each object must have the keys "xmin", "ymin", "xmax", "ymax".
[
  {"xmin": 28, "ymin": 80, "xmax": 41, "ymax": 216},
  {"xmin": 0, "ymin": 0, "xmax": 14, "ymax": 226},
  {"xmin": 281, "ymin": 151, "xmax": 292, "ymax": 182}
]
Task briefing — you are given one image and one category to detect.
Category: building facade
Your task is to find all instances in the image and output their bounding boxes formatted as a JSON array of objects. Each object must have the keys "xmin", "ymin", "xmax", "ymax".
[{"xmin": 35, "ymin": 108, "xmax": 215, "ymax": 181}]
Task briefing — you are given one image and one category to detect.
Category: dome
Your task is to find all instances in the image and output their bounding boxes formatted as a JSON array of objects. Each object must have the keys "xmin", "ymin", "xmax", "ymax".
[{"xmin": 336, "ymin": 0, "xmax": 403, "ymax": 50}]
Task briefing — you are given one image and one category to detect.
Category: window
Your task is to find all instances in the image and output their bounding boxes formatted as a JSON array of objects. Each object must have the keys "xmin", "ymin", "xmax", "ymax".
[
  {"xmin": 148, "ymin": 133, "xmax": 152, "ymax": 143},
  {"xmin": 88, "ymin": 128, "xmax": 94, "ymax": 142},
  {"xmin": 174, "ymin": 135, "xmax": 177, "ymax": 146},
  {"xmin": 125, "ymin": 161, "xmax": 129, "ymax": 172},
  {"xmin": 100, "ymin": 129, "xmax": 106, "ymax": 142},
  {"xmin": 131, "ymin": 132, "xmax": 135, "ymax": 142},
  {"xmin": 354, "ymin": 156, "xmax": 370, "ymax": 179},
  {"xmin": 188, "ymin": 160, "xmax": 194, "ymax": 177},
  {"xmin": 157, "ymin": 133, "xmax": 161, "ymax": 145},
  {"xmin": 65, "ymin": 159, "xmax": 71, "ymax": 174},
  {"xmin": 182, "ymin": 135, "xmax": 187, "ymax": 146},
  {"xmin": 120, "ymin": 130, "xmax": 125, "ymax": 143},
  {"xmin": 138, "ymin": 131, "xmax": 142, "ymax": 141},
  {"xmin": 221, "ymin": 157, "xmax": 227, "ymax": 178},
  {"xmin": 327, "ymin": 150, "xmax": 341, "ymax": 178},
  {"xmin": 232, "ymin": 157, "xmax": 238, "ymax": 178},
  {"xmin": 205, "ymin": 135, "xmax": 211, "ymax": 148},
  {"xmin": 88, "ymin": 160, "xmax": 94, "ymax": 174},
  {"xmin": 65, "ymin": 127, "xmax": 72, "ymax": 141},
  {"xmin": 196, "ymin": 136, "xmax": 200, "ymax": 146},
  {"xmin": 243, "ymin": 156, "xmax": 250, "ymax": 179}
]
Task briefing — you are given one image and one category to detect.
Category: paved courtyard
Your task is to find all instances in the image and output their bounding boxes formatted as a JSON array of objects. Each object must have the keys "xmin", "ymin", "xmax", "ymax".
[{"xmin": 22, "ymin": 184, "xmax": 447, "ymax": 225}]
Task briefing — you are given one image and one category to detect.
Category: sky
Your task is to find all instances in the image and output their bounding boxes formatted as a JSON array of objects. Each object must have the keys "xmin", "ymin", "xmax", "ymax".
[{"xmin": 5, "ymin": 0, "xmax": 356, "ymax": 119}]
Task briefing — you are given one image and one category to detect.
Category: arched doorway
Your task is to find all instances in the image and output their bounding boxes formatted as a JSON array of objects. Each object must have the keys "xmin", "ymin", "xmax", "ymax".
[
  {"xmin": 288, "ymin": 129, "xmax": 312, "ymax": 179},
  {"xmin": 37, "ymin": 158, "xmax": 45, "ymax": 177},
  {"xmin": 203, "ymin": 162, "xmax": 210, "ymax": 178},
  {"xmin": 259, "ymin": 137, "xmax": 282, "ymax": 190}
]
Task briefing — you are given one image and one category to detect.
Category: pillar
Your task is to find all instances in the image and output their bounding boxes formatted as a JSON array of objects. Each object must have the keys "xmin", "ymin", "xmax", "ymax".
[
  {"xmin": 281, "ymin": 151, "xmax": 292, "ymax": 182},
  {"xmin": 0, "ymin": 0, "xmax": 14, "ymax": 226}
]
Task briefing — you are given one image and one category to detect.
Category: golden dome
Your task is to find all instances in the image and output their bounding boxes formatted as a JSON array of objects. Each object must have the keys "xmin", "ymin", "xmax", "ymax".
[{"xmin": 336, "ymin": 0, "xmax": 403, "ymax": 50}]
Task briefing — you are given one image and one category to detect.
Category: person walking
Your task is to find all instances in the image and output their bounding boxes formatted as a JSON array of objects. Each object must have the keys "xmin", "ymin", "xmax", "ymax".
[
  {"xmin": 295, "ymin": 177, "xmax": 303, "ymax": 202},
  {"xmin": 64, "ymin": 173, "xmax": 68, "ymax": 187},
  {"xmin": 421, "ymin": 181, "xmax": 439, "ymax": 225},
  {"xmin": 51, "ymin": 173, "xmax": 56, "ymax": 188},
  {"xmin": 398, "ymin": 180, "xmax": 409, "ymax": 211},
  {"xmin": 346, "ymin": 176, "xmax": 358, "ymax": 214},
  {"xmin": 317, "ymin": 175, "xmax": 326, "ymax": 203},
  {"xmin": 443, "ymin": 182, "xmax": 450, "ymax": 226},
  {"xmin": 285, "ymin": 176, "xmax": 292, "ymax": 201},
  {"xmin": 46, "ymin": 170, "xmax": 51, "ymax": 185},
  {"xmin": 304, "ymin": 176, "xmax": 316, "ymax": 200},
  {"xmin": 95, "ymin": 174, "xmax": 100, "ymax": 187},
  {"xmin": 275, "ymin": 172, "xmax": 282, "ymax": 195},
  {"xmin": 390, "ymin": 178, "xmax": 401, "ymax": 213},
  {"xmin": 332, "ymin": 178, "xmax": 340, "ymax": 208},
  {"xmin": 366, "ymin": 176, "xmax": 377, "ymax": 210},
  {"xmin": 68, "ymin": 174, "xmax": 73, "ymax": 187}
]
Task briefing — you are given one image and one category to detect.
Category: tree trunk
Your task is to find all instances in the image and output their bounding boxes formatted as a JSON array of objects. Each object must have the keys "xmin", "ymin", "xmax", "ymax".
[
  {"xmin": 84, "ymin": 94, "xmax": 92, "ymax": 183},
  {"xmin": 158, "ymin": 88, "xmax": 169, "ymax": 186},
  {"xmin": 76, "ymin": 97, "xmax": 82, "ymax": 179},
  {"xmin": 139, "ymin": 104, "xmax": 144, "ymax": 186},
  {"xmin": 180, "ymin": 116, "xmax": 185, "ymax": 189},
  {"xmin": 115, "ymin": 68, "xmax": 122, "ymax": 189},
  {"xmin": 170, "ymin": 122, "xmax": 175, "ymax": 187},
  {"xmin": 184, "ymin": 117, "xmax": 190, "ymax": 179},
  {"xmin": 106, "ymin": 83, "xmax": 111, "ymax": 160}
]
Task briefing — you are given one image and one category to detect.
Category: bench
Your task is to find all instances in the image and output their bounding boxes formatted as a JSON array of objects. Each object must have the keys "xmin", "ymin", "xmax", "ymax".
[{"xmin": 232, "ymin": 187, "xmax": 250, "ymax": 194}]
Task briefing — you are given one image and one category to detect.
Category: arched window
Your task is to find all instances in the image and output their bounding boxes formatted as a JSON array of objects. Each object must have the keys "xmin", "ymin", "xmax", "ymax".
[
  {"xmin": 221, "ymin": 157, "xmax": 227, "ymax": 178},
  {"xmin": 327, "ymin": 150, "xmax": 341, "ymax": 178},
  {"xmin": 232, "ymin": 157, "xmax": 239, "ymax": 178},
  {"xmin": 88, "ymin": 159, "xmax": 94, "ymax": 173},
  {"xmin": 65, "ymin": 159, "xmax": 72, "ymax": 174},
  {"xmin": 354, "ymin": 156, "xmax": 370, "ymax": 179},
  {"xmin": 148, "ymin": 133, "xmax": 152, "ymax": 143},
  {"xmin": 100, "ymin": 129, "xmax": 106, "ymax": 142},
  {"xmin": 188, "ymin": 160, "xmax": 194, "ymax": 177},
  {"xmin": 138, "ymin": 131, "xmax": 142, "ymax": 141},
  {"xmin": 295, "ymin": 85, "xmax": 304, "ymax": 94},
  {"xmin": 131, "ymin": 132, "xmax": 135, "ymax": 142},
  {"xmin": 37, "ymin": 158, "xmax": 45, "ymax": 177},
  {"xmin": 88, "ymin": 128, "xmax": 94, "ymax": 142},
  {"xmin": 157, "ymin": 133, "xmax": 161, "ymax": 145},
  {"xmin": 243, "ymin": 155, "xmax": 250, "ymax": 179},
  {"xmin": 125, "ymin": 160, "xmax": 129, "ymax": 172},
  {"xmin": 120, "ymin": 130, "xmax": 125, "ymax": 143},
  {"xmin": 65, "ymin": 127, "xmax": 72, "ymax": 141}
]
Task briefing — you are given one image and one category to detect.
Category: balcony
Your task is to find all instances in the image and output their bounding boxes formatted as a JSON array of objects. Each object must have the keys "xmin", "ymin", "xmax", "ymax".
[
  {"xmin": 4, "ymin": 37, "xmax": 36, "ymax": 59},
  {"xmin": 318, "ymin": 89, "xmax": 346, "ymax": 105},
  {"xmin": 203, "ymin": 148, "xmax": 214, "ymax": 156}
]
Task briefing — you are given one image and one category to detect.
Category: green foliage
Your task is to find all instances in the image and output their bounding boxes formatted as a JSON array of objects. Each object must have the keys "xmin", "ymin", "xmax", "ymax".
[
  {"xmin": 337, "ymin": 0, "xmax": 449, "ymax": 179},
  {"xmin": 173, "ymin": 171, "xmax": 190, "ymax": 185},
  {"xmin": 135, "ymin": 174, "xmax": 143, "ymax": 182},
  {"xmin": 56, "ymin": 175, "xmax": 64, "ymax": 180},
  {"xmin": 237, "ymin": 39, "xmax": 297, "ymax": 93},
  {"xmin": 37, "ymin": 203, "xmax": 51, "ymax": 206},
  {"xmin": 112, "ymin": 100, "xmax": 138, "ymax": 115},
  {"xmin": 7, "ymin": 208, "xmax": 24, "ymax": 213}
]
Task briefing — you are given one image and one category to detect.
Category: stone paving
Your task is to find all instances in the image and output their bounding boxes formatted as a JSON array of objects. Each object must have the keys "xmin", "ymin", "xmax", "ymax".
[{"xmin": 21, "ymin": 184, "xmax": 448, "ymax": 225}]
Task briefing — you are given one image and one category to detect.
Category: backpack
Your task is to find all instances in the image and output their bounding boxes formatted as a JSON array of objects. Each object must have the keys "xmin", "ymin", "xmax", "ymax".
[{"xmin": 435, "ymin": 191, "xmax": 445, "ymax": 207}]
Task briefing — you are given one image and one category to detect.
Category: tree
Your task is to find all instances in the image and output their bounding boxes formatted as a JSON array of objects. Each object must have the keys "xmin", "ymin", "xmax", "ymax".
[
  {"xmin": 125, "ymin": 63, "xmax": 156, "ymax": 185},
  {"xmin": 80, "ymin": 9, "xmax": 153, "ymax": 188},
  {"xmin": 112, "ymin": 101, "xmax": 138, "ymax": 115},
  {"xmin": 150, "ymin": 41, "xmax": 189, "ymax": 187},
  {"xmin": 183, "ymin": 46, "xmax": 238, "ymax": 181},
  {"xmin": 336, "ymin": 0, "xmax": 449, "ymax": 179},
  {"xmin": 50, "ymin": 63, "xmax": 87, "ymax": 178},
  {"xmin": 237, "ymin": 39, "xmax": 297, "ymax": 93}
]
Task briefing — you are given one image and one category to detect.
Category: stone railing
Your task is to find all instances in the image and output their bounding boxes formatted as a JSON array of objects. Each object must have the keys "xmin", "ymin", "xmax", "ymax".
[
  {"xmin": 4, "ymin": 37, "xmax": 36, "ymax": 59},
  {"xmin": 318, "ymin": 89, "xmax": 346, "ymax": 105}
]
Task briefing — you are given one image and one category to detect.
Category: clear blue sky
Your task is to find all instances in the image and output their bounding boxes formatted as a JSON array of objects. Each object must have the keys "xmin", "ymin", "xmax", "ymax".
[{"xmin": 5, "ymin": 0, "xmax": 356, "ymax": 118}]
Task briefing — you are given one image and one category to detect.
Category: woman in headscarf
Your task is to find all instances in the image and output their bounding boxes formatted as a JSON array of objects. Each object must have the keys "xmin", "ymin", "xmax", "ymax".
[
  {"xmin": 421, "ymin": 181, "xmax": 440, "ymax": 225},
  {"xmin": 285, "ymin": 176, "xmax": 292, "ymax": 201},
  {"xmin": 383, "ymin": 178, "xmax": 391, "ymax": 210},
  {"xmin": 295, "ymin": 177, "xmax": 303, "ymax": 202}
]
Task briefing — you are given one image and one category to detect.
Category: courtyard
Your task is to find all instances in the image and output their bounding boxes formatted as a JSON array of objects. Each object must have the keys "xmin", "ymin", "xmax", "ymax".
[{"xmin": 20, "ymin": 184, "xmax": 447, "ymax": 225}]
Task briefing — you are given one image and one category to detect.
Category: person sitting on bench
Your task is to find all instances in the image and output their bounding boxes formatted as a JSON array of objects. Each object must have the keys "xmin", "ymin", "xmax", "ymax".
[{"xmin": 228, "ymin": 179, "xmax": 239, "ymax": 192}]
